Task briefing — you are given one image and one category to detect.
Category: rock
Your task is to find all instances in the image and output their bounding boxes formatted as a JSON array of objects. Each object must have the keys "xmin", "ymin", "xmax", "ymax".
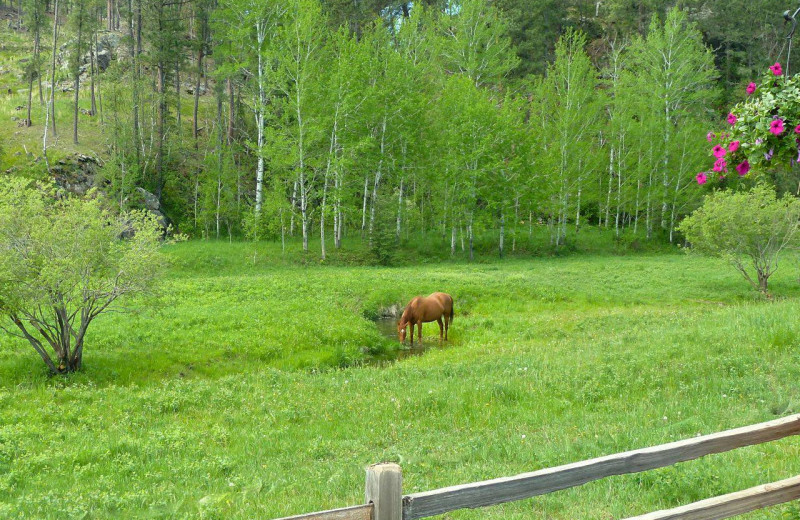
[
  {"xmin": 136, "ymin": 187, "xmax": 161, "ymax": 213},
  {"xmin": 132, "ymin": 187, "xmax": 171, "ymax": 234},
  {"xmin": 185, "ymin": 85, "xmax": 207, "ymax": 96},
  {"xmin": 51, "ymin": 153, "xmax": 103, "ymax": 197},
  {"xmin": 48, "ymin": 153, "xmax": 173, "ymax": 236},
  {"xmin": 96, "ymin": 49, "xmax": 111, "ymax": 71}
]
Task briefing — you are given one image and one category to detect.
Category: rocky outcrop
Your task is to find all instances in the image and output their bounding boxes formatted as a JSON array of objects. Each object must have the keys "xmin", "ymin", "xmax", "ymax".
[
  {"xmin": 50, "ymin": 153, "xmax": 171, "ymax": 234},
  {"xmin": 51, "ymin": 154, "xmax": 104, "ymax": 196},
  {"xmin": 58, "ymin": 29, "xmax": 124, "ymax": 76},
  {"xmin": 133, "ymin": 187, "xmax": 171, "ymax": 231}
]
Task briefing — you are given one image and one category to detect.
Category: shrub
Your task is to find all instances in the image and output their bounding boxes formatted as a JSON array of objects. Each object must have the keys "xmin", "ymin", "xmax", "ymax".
[
  {"xmin": 0, "ymin": 180, "xmax": 166, "ymax": 373},
  {"xmin": 678, "ymin": 185, "xmax": 800, "ymax": 295}
]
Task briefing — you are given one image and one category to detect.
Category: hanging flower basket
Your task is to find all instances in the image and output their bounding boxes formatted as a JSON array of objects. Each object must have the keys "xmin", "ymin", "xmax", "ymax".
[{"xmin": 699, "ymin": 62, "xmax": 800, "ymax": 185}]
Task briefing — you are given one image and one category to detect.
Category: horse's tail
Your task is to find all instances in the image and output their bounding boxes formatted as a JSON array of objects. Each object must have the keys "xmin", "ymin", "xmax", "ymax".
[{"xmin": 450, "ymin": 298, "xmax": 455, "ymax": 322}]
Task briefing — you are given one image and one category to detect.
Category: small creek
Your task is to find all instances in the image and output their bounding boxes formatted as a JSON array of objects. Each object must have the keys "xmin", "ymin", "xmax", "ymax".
[{"xmin": 367, "ymin": 316, "xmax": 430, "ymax": 364}]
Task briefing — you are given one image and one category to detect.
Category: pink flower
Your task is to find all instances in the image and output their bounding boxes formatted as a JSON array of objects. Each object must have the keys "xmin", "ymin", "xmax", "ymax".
[
  {"xmin": 706, "ymin": 132, "xmax": 715, "ymax": 142},
  {"xmin": 736, "ymin": 160, "xmax": 750, "ymax": 176},
  {"xmin": 770, "ymin": 119, "xmax": 785, "ymax": 135},
  {"xmin": 713, "ymin": 158, "xmax": 727, "ymax": 172},
  {"xmin": 795, "ymin": 124, "xmax": 800, "ymax": 134},
  {"xmin": 727, "ymin": 113, "xmax": 737, "ymax": 125},
  {"xmin": 770, "ymin": 62, "xmax": 783, "ymax": 76},
  {"xmin": 746, "ymin": 82, "xmax": 756, "ymax": 95},
  {"xmin": 728, "ymin": 140, "xmax": 740, "ymax": 152},
  {"xmin": 712, "ymin": 145, "xmax": 727, "ymax": 158},
  {"xmin": 696, "ymin": 172, "xmax": 707, "ymax": 185}
]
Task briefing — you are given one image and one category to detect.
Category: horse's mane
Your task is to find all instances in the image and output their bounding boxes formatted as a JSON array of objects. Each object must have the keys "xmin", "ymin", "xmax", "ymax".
[{"xmin": 399, "ymin": 296, "xmax": 421, "ymax": 325}]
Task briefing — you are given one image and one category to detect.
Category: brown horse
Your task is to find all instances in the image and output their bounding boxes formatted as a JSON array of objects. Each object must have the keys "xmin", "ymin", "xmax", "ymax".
[{"xmin": 397, "ymin": 292, "xmax": 454, "ymax": 345}]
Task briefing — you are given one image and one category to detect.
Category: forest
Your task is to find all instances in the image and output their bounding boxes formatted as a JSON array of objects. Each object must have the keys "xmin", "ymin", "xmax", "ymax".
[{"xmin": 1, "ymin": 0, "xmax": 794, "ymax": 259}]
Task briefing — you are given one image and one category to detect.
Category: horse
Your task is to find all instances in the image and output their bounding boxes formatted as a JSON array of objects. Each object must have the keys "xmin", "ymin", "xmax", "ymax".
[{"xmin": 397, "ymin": 292, "xmax": 454, "ymax": 345}]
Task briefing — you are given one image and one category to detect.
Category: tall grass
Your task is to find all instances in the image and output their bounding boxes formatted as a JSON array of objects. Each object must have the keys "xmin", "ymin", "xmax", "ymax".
[{"xmin": 1, "ymin": 240, "xmax": 800, "ymax": 518}]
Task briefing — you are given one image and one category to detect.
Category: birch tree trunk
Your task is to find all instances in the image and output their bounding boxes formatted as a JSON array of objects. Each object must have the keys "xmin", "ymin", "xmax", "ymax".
[
  {"xmin": 605, "ymin": 146, "xmax": 614, "ymax": 228},
  {"xmin": 48, "ymin": 0, "xmax": 58, "ymax": 137},
  {"xmin": 361, "ymin": 174, "xmax": 369, "ymax": 238},
  {"xmin": 396, "ymin": 178, "xmax": 403, "ymax": 239},
  {"xmin": 499, "ymin": 210, "xmax": 505, "ymax": 258},
  {"xmin": 575, "ymin": 173, "xmax": 582, "ymax": 233},
  {"xmin": 72, "ymin": 0, "xmax": 84, "ymax": 145},
  {"xmin": 253, "ymin": 20, "xmax": 267, "ymax": 214},
  {"xmin": 90, "ymin": 31, "xmax": 96, "ymax": 116},
  {"xmin": 368, "ymin": 116, "xmax": 387, "ymax": 245},
  {"xmin": 193, "ymin": 40, "xmax": 204, "ymax": 145}
]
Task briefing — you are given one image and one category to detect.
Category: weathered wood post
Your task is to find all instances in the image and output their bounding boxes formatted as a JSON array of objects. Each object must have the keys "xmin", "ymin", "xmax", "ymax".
[{"xmin": 365, "ymin": 463, "xmax": 403, "ymax": 520}]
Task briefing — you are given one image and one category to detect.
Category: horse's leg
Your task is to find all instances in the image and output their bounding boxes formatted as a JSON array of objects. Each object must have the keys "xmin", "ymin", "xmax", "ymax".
[
  {"xmin": 444, "ymin": 313, "xmax": 449, "ymax": 340},
  {"xmin": 437, "ymin": 318, "xmax": 444, "ymax": 343},
  {"xmin": 410, "ymin": 323, "xmax": 414, "ymax": 346},
  {"xmin": 418, "ymin": 322, "xmax": 423, "ymax": 344}
]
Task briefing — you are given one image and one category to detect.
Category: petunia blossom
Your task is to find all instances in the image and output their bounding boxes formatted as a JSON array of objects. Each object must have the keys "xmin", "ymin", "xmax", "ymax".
[
  {"xmin": 736, "ymin": 160, "xmax": 750, "ymax": 176},
  {"xmin": 728, "ymin": 140, "xmax": 740, "ymax": 152},
  {"xmin": 696, "ymin": 172, "xmax": 708, "ymax": 185},
  {"xmin": 727, "ymin": 113, "xmax": 737, "ymax": 125},
  {"xmin": 770, "ymin": 119, "xmax": 785, "ymax": 135},
  {"xmin": 795, "ymin": 124, "xmax": 800, "ymax": 134},
  {"xmin": 713, "ymin": 158, "xmax": 727, "ymax": 172},
  {"xmin": 746, "ymin": 82, "xmax": 757, "ymax": 94},
  {"xmin": 712, "ymin": 145, "xmax": 727, "ymax": 158},
  {"xmin": 706, "ymin": 132, "xmax": 715, "ymax": 142},
  {"xmin": 764, "ymin": 148, "xmax": 774, "ymax": 161},
  {"xmin": 770, "ymin": 62, "xmax": 783, "ymax": 76}
]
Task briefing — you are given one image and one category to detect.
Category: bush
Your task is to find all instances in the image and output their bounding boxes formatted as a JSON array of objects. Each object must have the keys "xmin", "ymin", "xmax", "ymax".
[
  {"xmin": 678, "ymin": 185, "xmax": 800, "ymax": 295},
  {"xmin": 0, "ymin": 180, "xmax": 166, "ymax": 373}
]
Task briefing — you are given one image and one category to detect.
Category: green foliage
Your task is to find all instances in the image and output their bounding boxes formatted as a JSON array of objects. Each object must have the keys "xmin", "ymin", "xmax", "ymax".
[
  {"xmin": 369, "ymin": 194, "xmax": 398, "ymax": 265},
  {"xmin": 0, "ymin": 180, "xmax": 167, "ymax": 373},
  {"xmin": 678, "ymin": 185, "xmax": 800, "ymax": 295}
]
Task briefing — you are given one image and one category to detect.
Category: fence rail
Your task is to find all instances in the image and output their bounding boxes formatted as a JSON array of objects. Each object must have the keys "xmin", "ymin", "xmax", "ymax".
[
  {"xmin": 277, "ymin": 504, "xmax": 373, "ymax": 520},
  {"xmin": 273, "ymin": 414, "xmax": 800, "ymax": 520},
  {"xmin": 621, "ymin": 474, "xmax": 800, "ymax": 520}
]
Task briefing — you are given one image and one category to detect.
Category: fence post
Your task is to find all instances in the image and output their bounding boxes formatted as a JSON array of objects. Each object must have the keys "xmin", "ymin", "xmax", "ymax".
[{"xmin": 365, "ymin": 463, "xmax": 403, "ymax": 520}]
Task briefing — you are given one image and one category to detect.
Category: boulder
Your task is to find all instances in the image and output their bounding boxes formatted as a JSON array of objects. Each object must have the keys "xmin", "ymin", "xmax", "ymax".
[
  {"xmin": 134, "ymin": 187, "xmax": 171, "ymax": 231},
  {"xmin": 51, "ymin": 153, "xmax": 102, "ymax": 197},
  {"xmin": 96, "ymin": 49, "xmax": 112, "ymax": 71}
]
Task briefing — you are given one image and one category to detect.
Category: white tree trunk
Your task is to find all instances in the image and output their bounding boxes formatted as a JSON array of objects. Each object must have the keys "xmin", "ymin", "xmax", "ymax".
[{"xmin": 254, "ymin": 21, "xmax": 267, "ymax": 214}]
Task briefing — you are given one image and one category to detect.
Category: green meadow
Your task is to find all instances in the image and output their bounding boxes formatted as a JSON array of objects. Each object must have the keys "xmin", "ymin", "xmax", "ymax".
[{"xmin": 1, "ymin": 238, "xmax": 800, "ymax": 519}]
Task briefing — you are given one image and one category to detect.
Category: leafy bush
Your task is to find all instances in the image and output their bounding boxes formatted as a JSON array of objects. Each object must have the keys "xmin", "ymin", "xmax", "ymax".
[
  {"xmin": 678, "ymin": 185, "xmax": 800, "ymax": 295},
  {"xmin": 0, "ymin": 180, "xmax": 166, "ymax": 373}
]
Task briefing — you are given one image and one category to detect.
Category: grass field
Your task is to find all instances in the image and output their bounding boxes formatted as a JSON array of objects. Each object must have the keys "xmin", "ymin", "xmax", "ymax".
[{"xmin": 1, "ymin": 238, "xmax": 800, "ymax": 519}]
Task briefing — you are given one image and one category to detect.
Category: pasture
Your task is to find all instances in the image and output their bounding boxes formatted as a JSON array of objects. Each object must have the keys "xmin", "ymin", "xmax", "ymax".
[{"xmin": 1, "ymin": 239, "xmax": 800, "ymax": 519}]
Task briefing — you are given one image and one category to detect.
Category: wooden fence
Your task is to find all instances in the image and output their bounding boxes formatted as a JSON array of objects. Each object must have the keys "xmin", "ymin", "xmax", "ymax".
[{"xmin": 274, "ymin": 414, "xmax": 800, "ymax": 520}]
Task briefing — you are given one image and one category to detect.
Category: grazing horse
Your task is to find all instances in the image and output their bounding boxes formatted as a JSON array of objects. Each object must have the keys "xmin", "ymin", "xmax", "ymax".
[{"xmin": 397, "ymin": 292, "xmax": 454, "ymax": 345}]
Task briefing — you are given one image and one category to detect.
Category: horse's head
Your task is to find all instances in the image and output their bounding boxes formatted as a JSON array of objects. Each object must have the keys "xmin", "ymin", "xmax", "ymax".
[{"xmin": 397, "ymin": 321, "xmax": 406, "ymax": 343}]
